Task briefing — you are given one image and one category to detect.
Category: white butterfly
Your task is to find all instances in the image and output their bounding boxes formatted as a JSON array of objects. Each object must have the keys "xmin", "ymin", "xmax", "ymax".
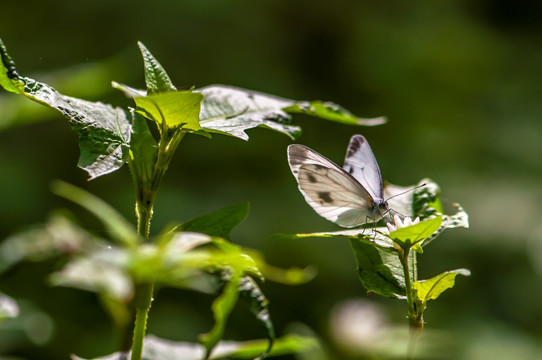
[{"xmin": 287, "ymin": 134, "xmax": 388, "ymax": 228}]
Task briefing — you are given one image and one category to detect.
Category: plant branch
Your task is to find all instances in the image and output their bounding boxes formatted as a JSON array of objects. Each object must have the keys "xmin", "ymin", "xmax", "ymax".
[{"xmin": 129, "ymin": 128, "xmax": 185, "ymax": 360}]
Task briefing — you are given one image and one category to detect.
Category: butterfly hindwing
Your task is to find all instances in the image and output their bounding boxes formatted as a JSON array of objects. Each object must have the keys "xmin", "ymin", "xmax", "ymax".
[{"xmin": 343, "ymin": 134, "xmax": 384, "ymax": 201}]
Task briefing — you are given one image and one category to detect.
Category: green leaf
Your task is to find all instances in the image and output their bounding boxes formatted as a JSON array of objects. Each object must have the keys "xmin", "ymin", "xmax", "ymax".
[
  {"xmin": 422, "ymin": 203, "xmax": 469, "ymax": 246},
  {"xmin": 238, "ymin": 276, "xmax": 275, "ymax": 360},
  {"xmin": 71, "ymin": 333, "xmax": 318, "ymax": 360},
  {"xmin": 200, "ymin": 270, "xmax": 243, "ymax": 359},
  {"xmin": 128, "ymin": 111, "xmax": 158, "ymax": 185},
  {"xmin": 0, "ymin": 292, "xmax": 19, "ymax": 321},
  {"xmin": 385, "ymin": 178, "xmax": 468, "ymax": 247},
  {"xmin": 138, "ymin": 42, "xmax": 176, "ymax": 94},
  {"xmin": 51, "ymin": 181, "xmax": 138, "ymax": 246},
  {"xmin": 174, "ymin": 202, "xmax": 250, "ymax": 240},
  {"xmin": 134, "ymin": 90, "xmax": 204, "ymax": 131},
  {"xmin": 272, "ymin": 229, "xmax": 411, "ymax": 298},
  {"xmin": 0, "ymin": 39, "xmax": 23, "ymax": 93},
  {"xmin": 349, "ymin": 237, "xmax": 406, "ymax": 298},
  {"xmin": 0, "ymin": 212, "xmax": 97, "ymax": 274},
  {"xmin": 413, "ymin": 269, "xmax": 470, "ymax": 304},
  {"xmin": 283, "ymin": 101, "xmax": 386, "ymax": 126},
  {"xmin": 388, "ymin": 216, "xmax": 443, "ymax": 252},
  {"xmin": 68, "ymin": 101, "xmax": 131, "ymax": 179},
  {"xmin": 271, "ymin": 227, "xmax": 387, "ymax": 242},
  {"xmin": 0, "ymin": 47, "xmax": 135, "ymax": 131},
  {"xmin": 198, "ymin": 85, "xmax": 300, "ymax": 140},
  {"xmin": 198, "ymin": 85, "xmax": 384, "ymax": 141},
  {"xmin": 221, "ymin": 334, "xmax": 318, "ymax": 359},
  {"xmin": 122, "ymin": 232, "xmax": 217, "ymax": 294},
  {"xmin": 0, "ymin": 40, "xmax": 131, "ymax": 179},
  {"xmin": 259, "ymin": 263, "xmax": 316, "ymax": 286},
  {"xmin": 413, "ymin": 178, "xmax": 443, "ymax": 218},
  {"xmin": 50, "ymin": 247, "xmax": 133, "ymax": 302}
]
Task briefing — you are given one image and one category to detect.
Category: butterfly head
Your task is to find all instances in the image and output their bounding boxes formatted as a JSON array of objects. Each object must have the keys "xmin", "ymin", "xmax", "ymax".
[{"xmin": 372, "ymin": 198, "xmax": 389, "ymax": 220}]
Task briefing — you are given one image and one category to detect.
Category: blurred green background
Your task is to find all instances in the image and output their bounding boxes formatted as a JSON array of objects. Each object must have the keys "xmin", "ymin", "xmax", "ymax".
[{"xmin": 1, "ymin": 1, "xmax": 542, "ymax": 359}]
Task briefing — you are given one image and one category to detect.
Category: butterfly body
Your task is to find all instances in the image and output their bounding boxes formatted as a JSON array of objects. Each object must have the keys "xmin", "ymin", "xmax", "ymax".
[{"xmin": 288, "ymin": 135, "xmax": 388, "ymax": 228}]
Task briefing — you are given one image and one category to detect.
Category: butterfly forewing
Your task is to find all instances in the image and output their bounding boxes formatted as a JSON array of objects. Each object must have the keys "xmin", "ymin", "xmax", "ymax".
[
  {"xmin": 343, "ymin": 135, "xmax": 384, "ymax": 201},
  {"xmin": 288, "ymin": 144, "xmax": 340, "ymax": 177},
  {"xmin": 288, "ymin": 144, "xmax": 381, "ymax": 227},
  {"xmin": 296, "ymin": 163, "xmax": 376, "ymax": 227}
]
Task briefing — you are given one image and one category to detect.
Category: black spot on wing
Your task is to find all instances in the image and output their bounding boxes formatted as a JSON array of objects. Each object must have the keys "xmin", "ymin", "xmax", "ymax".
[
  {"xmin": 346, "ymin": 136, "xmax": 363, "ymax": 157},
  {"xmin": 307, "ymin": 173, "xmax": 317, "ymax": 183},
  {"xmin": 318, "ymin": 191, "xmax": 333, "ymax": 204}
]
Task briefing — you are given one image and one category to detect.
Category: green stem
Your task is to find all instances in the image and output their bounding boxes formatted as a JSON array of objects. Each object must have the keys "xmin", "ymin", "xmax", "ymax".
[
  {"xmin": 130, "ymin": 283, "xmax": 155, "ymax": 360},
  {"xmin": 129, "ymin": 130, "xmax": 185, "ymax": 360},
  {"xmin": 399, "ymin": 249, "xmax": 423, "ymax": 360}
]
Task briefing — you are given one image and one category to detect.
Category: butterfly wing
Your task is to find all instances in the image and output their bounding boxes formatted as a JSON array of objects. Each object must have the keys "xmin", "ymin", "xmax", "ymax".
[
  {"xmin": 288, "ymin": 144, "xmax": 378, "ymax": 227},
  {"xmin": 343, "ymin": 135, "xmax": 385, "ymax": 201}
]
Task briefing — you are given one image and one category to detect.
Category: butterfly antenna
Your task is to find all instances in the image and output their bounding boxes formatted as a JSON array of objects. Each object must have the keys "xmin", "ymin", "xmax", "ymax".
[
  {"xmin": 386, "ymin": 207, "xmax": 407, "ymax": 218},
  {"xmin": 385, "ymin": 183, "xmax": 427, "ymax": 202}
]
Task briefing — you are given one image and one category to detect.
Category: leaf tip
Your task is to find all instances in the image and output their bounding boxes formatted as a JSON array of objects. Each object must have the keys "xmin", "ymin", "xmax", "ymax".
[
  {"xmin": 456, "ymin": 268, "xmax": 471, "ymax": 277},
  {"xmin": 361, "ymin": 116, "xmax": 387, "ymax": 126},
  {"xmin": 137, "ymin": 41, "xmax": 147, "ymax": 51}
]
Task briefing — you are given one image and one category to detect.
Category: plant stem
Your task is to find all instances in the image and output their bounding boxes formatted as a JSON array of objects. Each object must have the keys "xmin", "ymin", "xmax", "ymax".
[
  {"xmin": 130, "ymin": 283, "xmax": 154, "ymax": 360},
  {"xmin": 399, "ymin": 249, "xmax": 423, "ymax": 360},
  {"xmin": 129, "ymin": 130, "xmax": 185, "ymax": 360}
]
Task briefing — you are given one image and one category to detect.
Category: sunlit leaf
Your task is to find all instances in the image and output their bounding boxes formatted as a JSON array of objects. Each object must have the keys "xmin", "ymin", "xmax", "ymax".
[
  {"xmin": 270, "ymin": 227, "xmax": 391, "ymax": 245},
  {"xmin": 422, "ymin": 203, "xmax": 469, "ymax": 246},
  {"xmin": 51, "ymin": 181, "xmax": 138, "ymax": 246},
  {"xmin": 129, "ymin": 233, "xmax": 215, "ymax": 293},
  {"xmin": 259, "ymin": 263, "xmax": 316, "ymax": 286},
  {"xmin": 50, "ymin": 247, "xmax": 133, "ymax": 302},
  {"xmin": 198, "ymin": 85, "xmax": 300, "ymax": 140},
  {"xmin": 164, "ymin": 232, "xmax": 213, "ymax": 255},
  {"xmin": 413, "ymin": 269, "xmax": 470, "ymax": 304},
  {"xmin": 71, "ymin": 334, "xmax": 318, "ymax": 360},
  {"xmin": 134, "ymin": 90, "xmax": 204, "ymax": 131},
  {"xmin": 138, "ymin": 42, "xmax": 176, "ymax": 94},
  {"xmin": 198, "ymin": 85, "xmax": 385, "ymax": 141},
  {"xmin": 385, "ymin": 178, "xmax": 468, "ymax": 247},
  {"xmin": 174, "ymin": 202, "xmax": 250, "ymax": 240},
  {"xmin": 387, "ymin": 216, "xmax": 443, "ymax": 252},
  {"xmin": 0, "ymin": 39, "xmax": 131, "ymax": 179},
  {"xmin": 283, "ymin": 101, "xmax": 386, "ymax": 126},
  {"xmin": 221, "ymin": 334, "xmax": 318, "ymax": 359}
]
